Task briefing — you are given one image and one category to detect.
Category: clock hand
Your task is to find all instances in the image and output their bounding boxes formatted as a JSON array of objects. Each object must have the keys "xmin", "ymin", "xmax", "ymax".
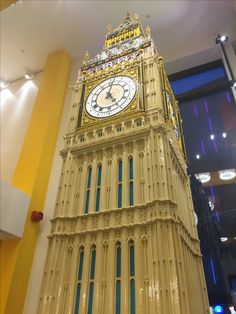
[{"xmin": 105, "ymin": 77, "xmax": 116, "ymax": 99}]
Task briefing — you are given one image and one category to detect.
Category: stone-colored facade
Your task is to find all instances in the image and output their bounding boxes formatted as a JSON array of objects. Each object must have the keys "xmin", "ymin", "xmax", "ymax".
[{"xmin": 38, "ymin": 14, "xmax": 209, "ymax": 314}]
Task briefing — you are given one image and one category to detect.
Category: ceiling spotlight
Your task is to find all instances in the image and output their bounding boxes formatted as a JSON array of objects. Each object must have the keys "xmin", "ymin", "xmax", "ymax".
[
  {"xmin": 222, "ymin": 132, "xmax": 227, "ymax": 138},
  {"xmin": 196, "ymin": 154, "xmax": 200, "ymax": 160},
  {"xmin": 0, "ymin": 81, "xmax": 9, "ymax": 90},
  {"xmin": 215, "ymin": 34, "xmax": 229, "ymax": 44},
  {"xmin": 220, "ymin": 237, "xmax": 228, "ymax": 242},
  {"xmin": 25, "ymin": 73, "xmax": 34, "ymax": 80},
  {"xmin": 219, "ymin": 169, "xmax": 236, "ymax": 181},
  {"xmin": 208, "ymin": 200, "xmax": 215, "ymax": 211},
  {"xmin": 233, "ymin": 81, "xmax": 236, "ymax": 88},
  {"xmin": 210, "ymin": 134, "xmax": 215, "ymax": 140},
  {"xmin": 195, "ymin": 172, "xmax": 211, "ymax": 184}
]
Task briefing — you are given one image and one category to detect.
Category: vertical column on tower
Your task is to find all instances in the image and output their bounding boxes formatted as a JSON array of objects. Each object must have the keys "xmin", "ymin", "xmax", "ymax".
[
  {"xmin": 100, "ymin": 152, "xmax": 107, "ymax": 211},
  {"xmin": 100, "ymin": 240, "xmax": 109, "ymax": 314},
  {"xmin": 106, "ymin": 231, "xmax": 115, "ymax": 313},
  {"xmin": 121, "ymin": 231, "xmax": 128, "ymax": 313},
  {"xmin": 134, "ymin": 227, "xmax": 143, "ymax": 314},
  {"xmin": 89, "ymin": 155, "xmax": 97, "ymax": 213},
  {"xmin": 48, "ymin": 237, "xmax": 64, "ymax": 313},
  {"xmin": 133, "ymin": 143, "xmax": 140, "ymax": 206},
  {"xmin": 93, "ymin": 233, "xmax": 103, "ymax": 314},
  {"xmin": 64, "ymin": 239, "xmax": 80, "ymax": 314},
  {"xmin": 38, "ymin": 237, "xmax": 58, "ymax": 313},
  {"xmin": 122, "ymin": 147, "xmax": 129, "ymax": 208},
  {"xmin": 78, "ymin": 157, "xmax": 87, "ymax": 215},
  {"xmin": 110, "ymin": 148, "xmax": 117, "ymax": 210},
  {"xmin": 52, "ymin": 237, "xmax": 69, "ymax": 314}
]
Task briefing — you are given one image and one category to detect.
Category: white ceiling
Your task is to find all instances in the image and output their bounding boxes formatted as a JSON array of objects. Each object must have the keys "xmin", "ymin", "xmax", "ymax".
[{"xmin": 1, "ymin": 0, "xmax": 236, "ymax": 82}]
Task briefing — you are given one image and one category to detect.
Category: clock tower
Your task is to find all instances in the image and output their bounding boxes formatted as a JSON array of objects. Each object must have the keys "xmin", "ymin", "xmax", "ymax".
[{"xmin": 38, "ymin": 14, "xmax": 209, "ymax": 314}]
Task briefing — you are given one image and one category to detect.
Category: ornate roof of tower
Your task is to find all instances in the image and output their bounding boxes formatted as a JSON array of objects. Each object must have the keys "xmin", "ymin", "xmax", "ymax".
[{"xmin": 82, "ymin": 13, "xmax": 152, "ymax": 69}]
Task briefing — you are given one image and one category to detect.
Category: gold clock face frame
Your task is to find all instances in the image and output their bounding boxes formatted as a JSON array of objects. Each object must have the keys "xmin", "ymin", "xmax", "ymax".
[{"xmin": 85, "ymin": 75, "xmax": 136, "ymax": 119}]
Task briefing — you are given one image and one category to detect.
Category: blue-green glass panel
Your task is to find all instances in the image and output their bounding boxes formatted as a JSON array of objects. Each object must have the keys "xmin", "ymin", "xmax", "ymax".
[
  {"xmin": 97, "ymin": 165, "xmax": 102, "ymax": 186},
  {"xmin": 118, "ymin": 160, "xmax": 122, "ymax": 182},
  {"xmin": 78, "ymin": 251, "xmax": 84, "ymax": 281},
  {"xmin": 88, "ymin": 282, "xmax": 94, "ymax": 314},
  {"xmin": 130, "ymin": 244, "xmax": 135, "ymax": 276},
  {"xmin": 74, "ymin": 283, "xmax": 81, "ymax": 314},
  {"xmin": 90, "ymin": 250, "xmax": 96, "ymax": 280},
  {"xmin": 116, "ymin": 280, "xmax": 121, "ymax": 314},
  {"xmin": 116, "ymin": 246, "xmax": 121, "ymax": 278},
  {"xmin": 130, "ymin": 279, "xmax": 136, "ymax": 314},
  {"xmin": 95, "ymin": 188, "xmax": 100, "ymax": 212},
  {"xmin": 129, "ymin": 158, "xmax": 133, "ymax": 180},
  {"xmin": 129, "ymin": 181, "xmax": 134, "ymax": 206},
  {"xmin": 87, "ymin": 167, "xmax": 92, "ymax": 188},
  {"xmin": 118, "ymin": 183, "xmax": 122, "ymax": 208},
  {"xmin": 84, "ymin": 190, "xmax": 90, "ymax": 213}
]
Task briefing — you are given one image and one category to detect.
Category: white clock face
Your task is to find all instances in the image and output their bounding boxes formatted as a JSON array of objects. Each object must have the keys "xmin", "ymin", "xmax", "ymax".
[{"xmin": 85, "ymin": 76, "xmax": 136, "ymax": 118}]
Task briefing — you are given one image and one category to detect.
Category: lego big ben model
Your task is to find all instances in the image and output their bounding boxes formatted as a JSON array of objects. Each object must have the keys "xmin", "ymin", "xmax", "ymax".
[{"xmin": 37, "ymin": 14, "xmax": 209, "ymax": 314}]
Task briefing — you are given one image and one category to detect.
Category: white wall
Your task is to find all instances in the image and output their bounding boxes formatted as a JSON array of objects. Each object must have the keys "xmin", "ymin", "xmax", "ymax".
[
  {"xmin": 0, "ymin": 74, "xmax": 42, "ymax": 184},
  {"xmin": 23, "ymin": 59, "xmax": 80, "ymax": 314}
]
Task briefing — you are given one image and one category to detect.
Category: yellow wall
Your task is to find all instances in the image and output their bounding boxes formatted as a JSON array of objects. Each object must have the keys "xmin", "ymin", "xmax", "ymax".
[{"xmin": 0, "ymin": 50, "xmax": 71, "ymax": 314}]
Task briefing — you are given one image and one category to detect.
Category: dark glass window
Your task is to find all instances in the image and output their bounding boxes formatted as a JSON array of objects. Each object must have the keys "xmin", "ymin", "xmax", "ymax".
[
  {"xmin": 74, "ymin": 249, "xmax": 84, "ymax": 314},
  {"xmin": 116, "ymin": 280, "xmax": 121, "ymax": 314}
]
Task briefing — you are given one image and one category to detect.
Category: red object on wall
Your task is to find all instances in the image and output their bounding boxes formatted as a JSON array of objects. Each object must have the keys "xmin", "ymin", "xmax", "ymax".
[{"xmin": 31, "ymin": 211, "xmax": 43, "ymax": 222}]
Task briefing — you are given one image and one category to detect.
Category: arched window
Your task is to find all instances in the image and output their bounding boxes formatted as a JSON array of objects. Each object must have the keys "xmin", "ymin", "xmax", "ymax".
[
  {"xmin": 129, "ymin": 241, "xmax": 135, "ymax": 314},
  {"xmin": 88, "ymin": 246, "xmax": 96, "ymax": 314},
  {"xmin": 115, "ymin": 242, "xmax": 121, "ymax": 314},
  {"xmin": 95, "ymin": 165, "xmax": 102, "ymax": 212},
  {"xmin": 118, "ymin": 160, "xmax": 122, "ymax": 208},
  {"xmin": 74, "ymin": 247, "xmax": 84, "ymax": 314},
  {"xmin": 84, "ymin": 167, "xmax": 92, "ymax": 213},
  {"xmin": 129, "ymin": 158, "xmax": 134, "ymax": 206}
]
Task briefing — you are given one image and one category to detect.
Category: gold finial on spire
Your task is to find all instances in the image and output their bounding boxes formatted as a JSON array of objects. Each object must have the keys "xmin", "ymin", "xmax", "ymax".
[
  {"xmin": 134, "ymin": 13, "xmax": 139, "ymax": 21},
  {"xmin": 83, "ymin": 51, "xmax": 90, "ymax": 65}
]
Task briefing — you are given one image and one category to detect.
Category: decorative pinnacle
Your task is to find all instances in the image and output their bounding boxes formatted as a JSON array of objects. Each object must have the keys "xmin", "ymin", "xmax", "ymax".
[
  {"xmin": 107, "ymin": 24, "xmax": 112, "ymax": 33},
  {"xmin": 83, "ymin": 51, "xmax": 90, "ymax": 65},
  {"xmin": 134, "ymin": 13, "xmax": 139, "ymax": 21},
  {"xmin": 145, "ymin": 26, "xmax": 151, "ymax": 36}
]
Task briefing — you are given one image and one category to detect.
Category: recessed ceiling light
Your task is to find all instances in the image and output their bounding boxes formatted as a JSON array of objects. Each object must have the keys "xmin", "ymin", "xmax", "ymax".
[
  {"xmin": 210, "ymin": 134, "xmax": 215, "ymax": 140},
  {"xmin": 195, "ymin": 172, "xmax": 211, "ymax": 184},
  {"xmin": 220, "ymin": 237, "xmax": 228, "ymax": 242},
  {"xmin": 222, "ymin": 132, "xmax": 227, "ymax": 138},
  {"xmin": 196, "ymin": 154, "xmax": 200, "ymax": 159},
  {"xmin": 220, "ymin": 35, "xmax": 227, "ymax": 42},
  {"xmin": 215, "ymin": 34, "xmax": 229, "ymax": 44},
  {"xmin": 219, "ymin": 169, "xmax": 236, "ymax": 181},
  {"xmin": 0, "ymin": 81, "xmax": 9, "ymax": 89},
  {"xmin": 25, "ymin": 73, "xmax": 34, "ymax": 80}
]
